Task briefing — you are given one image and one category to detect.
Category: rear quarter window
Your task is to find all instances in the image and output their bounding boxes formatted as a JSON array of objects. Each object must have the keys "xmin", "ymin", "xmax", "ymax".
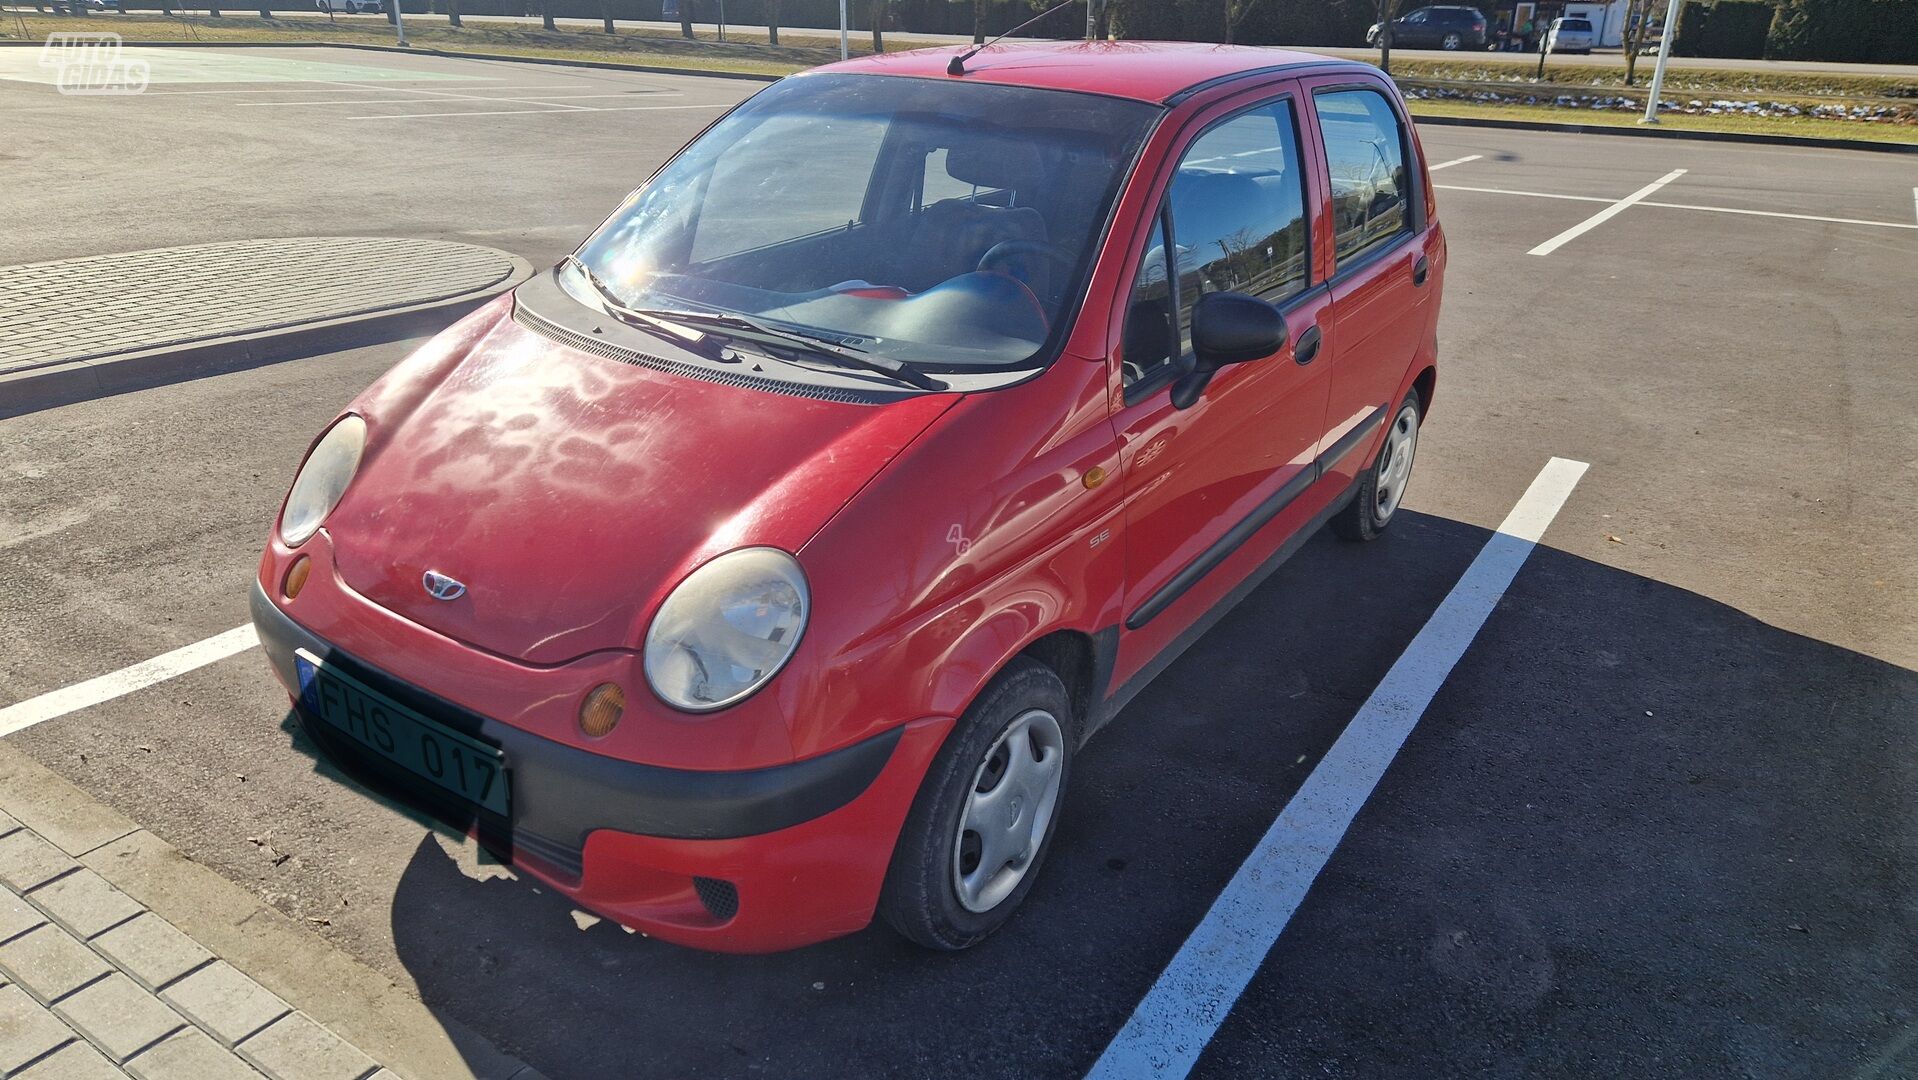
[{"xmin": 1314, "ymin": 88, "xmax": 1413, "ymax": 268}]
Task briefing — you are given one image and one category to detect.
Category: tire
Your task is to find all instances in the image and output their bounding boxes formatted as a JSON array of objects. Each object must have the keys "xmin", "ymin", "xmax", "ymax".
[
  {"xmin": 879, "ymin": 656, "xmax": 1074, "ymax": 950},
  {"xmin": 1441, "ymin": 32, "xmax": 1462, "ymax": 49},
  {"xmin": 1331, "ymin": 391, "xmax": 1422, "ymax": 542}
]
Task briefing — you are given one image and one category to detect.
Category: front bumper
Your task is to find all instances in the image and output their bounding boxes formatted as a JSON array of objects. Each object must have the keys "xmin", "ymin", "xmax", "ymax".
[{"xmin": 251, "ymin": 584, "xmax": 951, "ymax": 951}]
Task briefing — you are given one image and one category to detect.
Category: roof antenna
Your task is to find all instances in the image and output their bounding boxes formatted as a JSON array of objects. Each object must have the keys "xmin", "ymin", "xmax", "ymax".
[{"xmin": 948, "ymin": 0, "xmax": 1078, "ymax": 76}]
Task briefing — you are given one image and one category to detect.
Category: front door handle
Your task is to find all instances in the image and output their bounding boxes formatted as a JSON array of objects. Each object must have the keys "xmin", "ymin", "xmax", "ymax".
[
  {"xmin": 1293, "ymin": 325, "xmax": 1322, "ymax": 366},
  {"xmin": 1412, "ymin": 254, "xmax": 1430, "ymax": 287}
]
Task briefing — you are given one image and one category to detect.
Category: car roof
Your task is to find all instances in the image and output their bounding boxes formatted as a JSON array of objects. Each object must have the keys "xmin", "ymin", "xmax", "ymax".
[{"xmin": 810, "ymin": 41, "xmax": 1364, "ymax": 106}]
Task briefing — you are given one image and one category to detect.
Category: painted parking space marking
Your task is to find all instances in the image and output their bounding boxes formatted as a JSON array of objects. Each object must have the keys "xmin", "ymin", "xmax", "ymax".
[
  {"xmin": 1428, "ymin": 153, "xmax": 1484, "ymax": 171},
  {"xmin": 1084, "ymin": 456, "xmax": 1589, "ymax": 1080},
  {"xmin": 1528, "ymin": 168, "xmax": 1687, "ymax": 256},
  {"xmin": 1438, "ymin": 183, "xmax": 1918, "ymax": 231},
  {"xmin": 0, "ymin": 626, "xmax": 257, "ymax": 738},
  {"xmin": 0, "ymin": 47, "xmax": 477, "ymax": 85},
  {"xmin": 146, "ymin": 83, "xmax": 584, "ymax": 96},
  {"xmin": 345, "ymin": 102, "xmax": 732, "ymax": 121},
  {"xmin": 241, "ymin": 92, "xmax": 684, "ymax": 108}
]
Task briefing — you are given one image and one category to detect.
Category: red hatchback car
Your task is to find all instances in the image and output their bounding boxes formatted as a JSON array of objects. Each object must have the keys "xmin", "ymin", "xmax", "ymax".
[{"xmin": 252, "ymin": 42, "xmax": 1444, "ymax": 953}]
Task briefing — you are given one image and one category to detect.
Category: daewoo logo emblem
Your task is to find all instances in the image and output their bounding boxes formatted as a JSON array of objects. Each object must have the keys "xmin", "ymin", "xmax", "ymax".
[{"xmin": 421, "ymin": 570, "xmax": 467, "ymax": 601}]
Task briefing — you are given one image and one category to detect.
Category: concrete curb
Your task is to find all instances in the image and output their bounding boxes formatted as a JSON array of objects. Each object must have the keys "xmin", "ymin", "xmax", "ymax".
[
  {"xmin": 0, "ymin": 740, "xmax": 542, "ymax": 1080},
  {"xmin": 0, "ymin": 251, "xmax": 532, "ymax": 420},
  {"xmin": 1410, "ymin": 111, "xmax": 1918, "ymax": 154}
]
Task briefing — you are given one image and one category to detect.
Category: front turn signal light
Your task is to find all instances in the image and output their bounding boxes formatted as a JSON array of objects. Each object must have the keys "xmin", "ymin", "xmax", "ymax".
[
  {"xmin": 282, "ymin": 556, "xmax": 312, "ymax": 601},
  {"xmin": 579, "ymin": 683, "xmax": 625, "ymax": 738}
]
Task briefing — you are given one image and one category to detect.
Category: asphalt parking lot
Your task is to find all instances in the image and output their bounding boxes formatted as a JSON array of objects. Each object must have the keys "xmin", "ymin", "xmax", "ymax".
[{"xmin": 4, "ymin": 46, "xmax": 1916, "ymax": 1080}]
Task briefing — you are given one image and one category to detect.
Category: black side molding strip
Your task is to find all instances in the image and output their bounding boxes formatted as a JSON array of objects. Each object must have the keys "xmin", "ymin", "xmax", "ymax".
[
  {"xmin": 1320, "ymin": 405, "xmax": 1389, "ymax": 472},
  {"xmin": 1124, "ymin": 405, "xmax": 1385, "ymax": 631}
]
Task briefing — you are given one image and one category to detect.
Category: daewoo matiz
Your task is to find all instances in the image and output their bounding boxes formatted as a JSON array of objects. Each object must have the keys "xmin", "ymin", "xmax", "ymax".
[{"xmin": 252, "ymin": 42, "xmax": 1444, "ymax": 953}]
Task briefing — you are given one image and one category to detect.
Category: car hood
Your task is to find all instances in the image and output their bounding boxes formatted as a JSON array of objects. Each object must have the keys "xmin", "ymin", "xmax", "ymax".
[{"xmin": 325, "ymin": 304, "xmax": 955, "ymax": 665}]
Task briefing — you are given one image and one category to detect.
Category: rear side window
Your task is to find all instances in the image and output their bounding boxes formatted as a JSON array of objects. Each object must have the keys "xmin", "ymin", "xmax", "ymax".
[
  {"xmin": 1120, "ymin": 99, "xmax": 1309, "ymax": 390},
  {"xmin": 1563, "ymin": 18, "xmax": 1593, "ymax": 29},
  {"xmin": 1315, "ymin": 88, "xmax": 1412, "ymax": 268}
]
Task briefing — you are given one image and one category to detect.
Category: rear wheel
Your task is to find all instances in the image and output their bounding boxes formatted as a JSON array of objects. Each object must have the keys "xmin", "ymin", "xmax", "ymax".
[
  {"xmin": 1331, "ymin": 392, "xmax": 1422, "ymax": 542},
  {"xmin": 879, "ymin": 657, "xmax": 1073, "ymax": 950},
  {"xmin": 1442, "ymin": 32, "xmax": 1463, "ymax": 48}
]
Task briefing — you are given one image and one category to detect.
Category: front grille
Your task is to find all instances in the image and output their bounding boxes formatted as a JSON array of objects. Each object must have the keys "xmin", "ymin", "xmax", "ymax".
[{"xmin": 693, "ymin": 876, "xmax": 739, "ymax": 922}]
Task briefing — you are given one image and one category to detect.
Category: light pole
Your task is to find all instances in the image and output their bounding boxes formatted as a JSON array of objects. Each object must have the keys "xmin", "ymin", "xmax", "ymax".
[
  {"xmin": 838, "ymin": 0, "xmax": 847, "ymax": 59},
  {"xmin": 1639, "ymin": 0, "xmax": 1682, "ymax": 124},
  {"xmin": 391, "ymin": 0, "xmax": 406, "ymax": 46}
]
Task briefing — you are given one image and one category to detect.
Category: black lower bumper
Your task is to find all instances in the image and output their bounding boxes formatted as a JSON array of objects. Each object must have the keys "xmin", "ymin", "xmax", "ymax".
[{"xmin": 250, "ymin": 584, "xmax": 900, "ymax": 881}]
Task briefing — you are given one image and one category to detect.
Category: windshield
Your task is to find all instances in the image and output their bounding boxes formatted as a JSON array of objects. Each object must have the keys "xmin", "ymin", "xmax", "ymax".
[{"xmin": 568, "ymin": 73, "xmax": 1159, "ymax": 371}]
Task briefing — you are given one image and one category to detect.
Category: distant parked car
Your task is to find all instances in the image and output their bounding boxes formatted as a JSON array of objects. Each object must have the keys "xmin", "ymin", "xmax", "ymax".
[
  {"xmin": 1367, "ymin": 5, "xmax": 1489, "ymax": 50},
  {"xmin": 1545, "ymin": 16, "xmax": 1595, "ymax": 53},
  {"xmin": 316, "ymin": 0, "xmax": 384, "ymax": 12}
]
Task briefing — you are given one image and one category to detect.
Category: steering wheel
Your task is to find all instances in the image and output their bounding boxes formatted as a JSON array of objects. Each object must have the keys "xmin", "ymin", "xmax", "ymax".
[{"xmin": 976, "ymin": 239, "xmax": 1074, "ymax": 277}]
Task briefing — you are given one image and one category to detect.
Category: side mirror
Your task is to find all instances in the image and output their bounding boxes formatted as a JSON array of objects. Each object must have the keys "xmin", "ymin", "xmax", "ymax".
[{"xmin": 1171, "ymin": 292, "xmax": 1287, "ymax": 410}]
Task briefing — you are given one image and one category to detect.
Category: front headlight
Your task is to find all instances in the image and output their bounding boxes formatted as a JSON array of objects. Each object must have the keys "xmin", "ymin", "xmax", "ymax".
[
  {"xmin": 280, "ymin": 415, "xmax": 366, "ymax": 547},
  {"xmin": 644, "ymin": 548, "xmax": 809, "ymax": 713}
]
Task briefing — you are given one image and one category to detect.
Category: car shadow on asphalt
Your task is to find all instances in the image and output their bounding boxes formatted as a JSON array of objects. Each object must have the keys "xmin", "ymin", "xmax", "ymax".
[{"xmin": 278, "ymin": 511, "xmax": 1918, "ymax": 1080}]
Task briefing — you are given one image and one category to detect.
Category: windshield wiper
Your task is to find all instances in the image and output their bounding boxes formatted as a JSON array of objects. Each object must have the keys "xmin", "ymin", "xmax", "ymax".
[
  {"xmin": 560, "ymin": 257, "xmax": 944, "ymax": 392},
  {"xmin": 628, "ymin": 307, "xmax": 946, "ymax": 392},
  {"xmin": 559, "ymin": 255, "xmax": 726, "ymax": 357}
]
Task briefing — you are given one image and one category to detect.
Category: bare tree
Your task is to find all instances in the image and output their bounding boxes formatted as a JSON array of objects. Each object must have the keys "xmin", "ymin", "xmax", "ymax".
[
  {"xmin": 869, "ymin": 0, "xmax": 884, "ymax": 53},
  {"xmin": 679, "ymin": 0, "xmax": 693, "ymax": 38},
  {"xmin": 972, "ymin": 0, "xmax": 987, "ymax": 44},
  {"xmin": 600, "ymin": 0, "xmax": 614, "ymax": 32},
  {"xmin": 539, "ymin": 0, "xmax": 554, "ymax": 29},
  {"xmin": 1224, "ymin": 0, "xmax": 1266, "ymax": 43},
  {"xmin": 767, "ymin": 0, "xmax": 779, "ymax": 44},
  {"xmin": 446, "ymin": 0, "xmax": 460, "ymax": 28},
  {"xmin": 1375, "ymin": 0, "xmax": 1404, "ymax": 74},
  {"xmin": 1622, "ymin": 0, "xmax": 1657, "ymax": 85}
]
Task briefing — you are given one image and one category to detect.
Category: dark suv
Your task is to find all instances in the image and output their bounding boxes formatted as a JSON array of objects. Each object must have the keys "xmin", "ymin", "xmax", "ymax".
[{"xmin": 1366, "ymin": 6, "xmax": 1489, "ymax": 50}]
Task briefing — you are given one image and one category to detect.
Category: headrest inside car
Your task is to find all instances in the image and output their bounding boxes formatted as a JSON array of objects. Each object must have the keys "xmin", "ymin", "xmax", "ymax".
[{"xmin": 942, "ymin": 136, "xmax": 1044, "ymax": 194}]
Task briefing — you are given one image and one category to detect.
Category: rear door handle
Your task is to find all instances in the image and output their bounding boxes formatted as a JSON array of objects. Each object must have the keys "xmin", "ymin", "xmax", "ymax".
[
  {"xmin": 1412, "ymin": 254, "xmax": 1430, "ymax": 287},
  {"xmin": 1293, "ymin": 325, "xmax": 1322, "ymax": 366}
]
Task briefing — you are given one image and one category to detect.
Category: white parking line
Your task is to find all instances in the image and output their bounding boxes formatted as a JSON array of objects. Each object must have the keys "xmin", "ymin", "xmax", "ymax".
[
  {"xmin": 1084, "ymin": 456, "xmax": 1589, "ymax": 1080},
  {"xmin": 1438, "ymin": 183, "xmax": 1918, "ymax": 231},
  {"xmin": 240, "ymin": 92, "xmax": 681, "ymax": 107},
  {"xmin": 0, "ymin": 626, "xmax": 258, "ymax": 739},
  {"xmin": 146, "ymin": 84, "xmax": 582, "ymax": 95},
  {"xmin": 346, "ymin": 103, "xmax": 731, "ymax": 121},
  {"xmin": 1912, "ymin": 187, "xmax": 1917, "ymax": 226},
  {"xmin": 1428, "ymin": 153, "xmax": 1484, "ymax": 171},
  {"xmin": 1437, "ymin": 183, "xmax": 1611, "ymax": 204},
  {"xmin": 1528, "ymin": 168, "xmax": 1687, "ymax": 256}
]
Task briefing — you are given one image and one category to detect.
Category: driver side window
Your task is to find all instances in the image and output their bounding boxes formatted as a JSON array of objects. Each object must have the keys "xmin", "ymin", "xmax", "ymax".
[{"xmin": 1120, "ymin": 97, "xmax": 1309, "ymax": 393}]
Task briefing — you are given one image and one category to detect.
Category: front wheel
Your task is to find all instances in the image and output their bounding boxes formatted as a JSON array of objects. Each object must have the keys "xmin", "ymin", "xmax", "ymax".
[
  {"xmin": 1331, "ymin": 393, "xmax": 1422, "ymax": 542},
  {"xmin": 879, "ymin": 657, "xmax": 1073, "ymax": 950}
]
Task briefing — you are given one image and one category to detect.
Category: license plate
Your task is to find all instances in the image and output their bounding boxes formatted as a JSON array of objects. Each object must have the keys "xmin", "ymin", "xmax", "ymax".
[{"xmin": 294, "ymin": 649, "xmax": 508, "ymax": 817}]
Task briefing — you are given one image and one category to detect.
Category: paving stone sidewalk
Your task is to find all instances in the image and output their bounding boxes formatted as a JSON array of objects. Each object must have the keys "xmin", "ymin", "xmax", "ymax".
[
  {"xmin": 0, "ymin": 237, "xmax": 528, "ymax": 379},
  {"xmin": 0, "ymin": 811, "xmax": 407, "ymax": 1080}
]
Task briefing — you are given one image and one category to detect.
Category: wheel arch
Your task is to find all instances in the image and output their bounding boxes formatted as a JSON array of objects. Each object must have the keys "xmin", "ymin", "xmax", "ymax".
[{"xmin": 1412, "ymin": 364, "xmax": 1436, "ymax": 417}]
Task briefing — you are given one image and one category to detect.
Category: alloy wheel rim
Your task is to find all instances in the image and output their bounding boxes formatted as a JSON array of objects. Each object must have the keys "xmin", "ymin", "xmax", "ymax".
[
  {"xmin": 952, "ymin": 709, "xmax": 1065, "ymax": 914},
  {"xmin": 1443, "ymin": 33, "xmax": 1461, "ymax": 47},
  {"xmin": 1373, "ymin": 404, "xmax": 1419, "ymax": 524}
]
